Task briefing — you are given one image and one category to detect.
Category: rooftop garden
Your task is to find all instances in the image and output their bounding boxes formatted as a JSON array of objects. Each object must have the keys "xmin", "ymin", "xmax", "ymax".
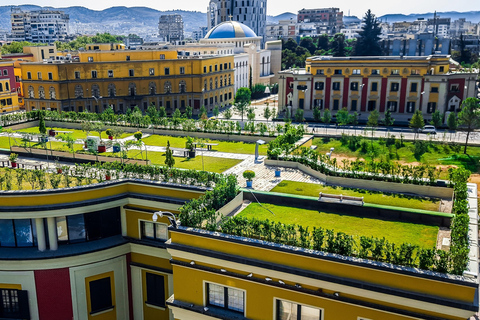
[{"xmin": 271, "ymin": 180, "xmax": 441, "ymax": 211}]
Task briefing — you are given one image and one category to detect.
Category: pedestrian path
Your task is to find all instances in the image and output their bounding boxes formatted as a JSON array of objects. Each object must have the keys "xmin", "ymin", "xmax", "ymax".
[{"xmin": 223, "ymin": 156, "xmax": 324, "ymax": 191}]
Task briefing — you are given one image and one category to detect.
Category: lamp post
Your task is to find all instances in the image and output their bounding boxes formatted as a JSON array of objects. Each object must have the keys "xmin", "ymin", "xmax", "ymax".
[{"xmin": 152, "ymin": 211, "xmax": 180, "ymax": 228}]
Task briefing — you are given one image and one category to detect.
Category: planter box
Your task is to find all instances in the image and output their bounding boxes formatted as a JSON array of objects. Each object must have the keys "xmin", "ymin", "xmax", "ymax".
[
  {"xmin": 113, "ymin": 145, "xmax": 121, "ymax": 153},
  {"xmin": 48, "ymin": 129, "xmax": 55, "ymax": 137},
  {"xmin": 246, "ymin": 180, "xmax": 253, "ymax": 188},
  {"xmin": 275, "ymin": 170, "xmax": 281, "ymax": 177},
  {"xmin": 188, "ymin": 151, "xmax": 196, "ymax": 158},
  {"xmin": 11, "ymin": 162, "xmax": 17, "ymax": 168},
  {"xmin": 97, "ymin": 145, "xmax": 106, "ymax": 153}
]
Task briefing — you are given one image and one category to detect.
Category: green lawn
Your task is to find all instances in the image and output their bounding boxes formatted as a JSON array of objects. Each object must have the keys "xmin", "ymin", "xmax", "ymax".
[
  {"xmin": 143, "ymin": 135, "xmax": 268, "ymax": 155},
  {"xmin": 14, "ymin": 126, "xmax": 132, "ymax": 140},
  {"xmin": 103, "ymin": 150, "xmax": 242, "ymax": 173},
  {"xmin": 237, "ymin": 203, "xmax": 438, "ymax": 249},
  {"xmin": 271, "ymin": 180, "xmax": 440, "ymax": 211}
]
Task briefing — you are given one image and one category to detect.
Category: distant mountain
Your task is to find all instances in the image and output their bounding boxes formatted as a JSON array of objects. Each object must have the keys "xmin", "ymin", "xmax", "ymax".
[
  {"xmin": 0, "ymin": 5, "xmax": 207, "ymax": 36},
  {"xmin": 267, "ymin": 12, "xmax": 297, "ymax": 24},
  {"xmin": 379, "ymin": 11, "xmax": 480, "ymax": 23}
]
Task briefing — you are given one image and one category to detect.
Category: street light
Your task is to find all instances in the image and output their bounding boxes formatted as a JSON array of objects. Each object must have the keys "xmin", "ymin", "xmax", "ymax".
[{"xmin": 152, "ymin": 211, "xmax": 180, "ymax": 228}]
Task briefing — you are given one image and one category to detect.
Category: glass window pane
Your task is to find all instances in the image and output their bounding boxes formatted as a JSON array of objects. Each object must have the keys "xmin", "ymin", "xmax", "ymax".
[
  {"xmin": 278, "ymin": 300, "xmax": 296, "ymax": 320},
  {"xmin": 155, "ymin": 224, "xmax": 168, "ymax": 240},
  {"xmin": 67, "ymin": 214, "xmax": 86, "ymax": 242},
  {"xmin": 0, "ymin": 220, "xmax": 15, "ymax": 247},
  {"xmin": 143, "ymin": 222, "xmax": 154, "ymax": 239},
  {"xmin": 56, "ymin": 217, "xmax": 68, "ymax": 241},
  {"xmin": 300, "ymin": 305, "xmax": 321, "ymax": 320},
  {"xmin": 227, "ymin": 288, "xmax": 244, "ymax": 312},
  {"xmin": 208, "ymin": 284, "xmax": 224, "ymax": 307},
  {"xmin": 14, "ymin": 219, "xmax": 33, "ymax": 247}
]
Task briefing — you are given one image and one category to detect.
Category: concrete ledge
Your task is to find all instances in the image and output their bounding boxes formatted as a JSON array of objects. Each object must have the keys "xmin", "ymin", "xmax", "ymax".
[{"xmin": 265, "ymin": 159, "xmax": 454, "ymax": 199}]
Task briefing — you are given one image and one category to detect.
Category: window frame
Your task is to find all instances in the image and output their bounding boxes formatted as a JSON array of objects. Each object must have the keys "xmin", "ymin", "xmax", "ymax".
[
  {"xmin": 108, "ymin": 70, "xmax": 114, "ymax": 78},
  {"xmin": 410, "ymin": 83, "xmax": 418, "ymax": 93},
  {"xmin": 145, "ymin": 272, "xmax": 166, "ymax": 308},
  {"xmin": 140, "ymin": 220, "xmax": 169, "ymax": 241},
  {"xmin": 390, "ymin": 82, "xmax": 399, "ymax": 92},
  {"xmin": 430, "ymin": 87, "xmax": 439, "ymax": 93},
  {"xmin": 205, "ymin": 282, "xmax": 245, "ymax": 315},
  {"xmin": 332, "ymin": 82, "xmax": 340, "ymax": 91},
  {"xmin": 89, "ymin": 277, "xmax": 113, "ymax": 315},
  {"xmin": 164, "ymin": 68, "xmax": 170, "ymax": 75},
  {"xmin": 129, "ymin": 69, "xmax": 134, "ymax": 77},
  {"xmin": 91, "ymin": 70, "xmax": 97, "ymax": 79},
  {"xmin": 275, "ymin": 298, "xmax": 323, "ymax": 320}
]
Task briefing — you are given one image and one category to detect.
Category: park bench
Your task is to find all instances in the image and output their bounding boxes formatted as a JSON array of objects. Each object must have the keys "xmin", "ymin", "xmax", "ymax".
[
  {"xmin": 171, "ymin": 148, "xmax": 189, "ymax": 158},
  {"xmin": 318, "ymin": 192, "xmax": 364, "ymax": 206},
  {"xmin": 193, "ymin": 143, "xmax": 219, "ymax": 151},
  {"xmin": 16, "ymin": 161, "xmax": 44, "ymax": 170}
]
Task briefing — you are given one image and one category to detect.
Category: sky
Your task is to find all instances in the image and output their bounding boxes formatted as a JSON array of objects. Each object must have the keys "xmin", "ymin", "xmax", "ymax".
[{"xmin": 3, "ymin": 0, "xmax": 480, "ymax": 18}]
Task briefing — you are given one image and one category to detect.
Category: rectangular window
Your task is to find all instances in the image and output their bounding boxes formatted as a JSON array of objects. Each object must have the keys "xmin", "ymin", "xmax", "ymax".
[
  {"xmin": 215, "ymin": 65, "xmax": 218, "ymax": 72},
  {"xmin": 387, "ymin": 101, "xmax": 398, "ymax": 112},
  {"xmin": 2, "ymin": 69, "xmax": 8, "ymax": 76},
  {"xmin": 160, "ymin": 54, "xmax": 165, "ymax": 60},
  {"xmin": 407, "ymin": 101, "xmax": 415, "ymax": 113},
  {"xmin": 180, "ymin": 67, "xmax": 185, "ymax": 74},
  {"xmin": 91, "ymin": 70, "xmax": 97, "ymax": 79},
  {"xmin": 27, "ymin": 72, "xmax": 32, "ymax": 80},
  {"xmin": 164, "ymin": 68, "xmax": 170, "ymax": 75},
  {"xmin": 74, "ymin": 71, "xmax": 80, "ymax": 79},
  {"xmin": 371, "ymin": 69, "xmax": 380, "ymax": 75},
  {"xmin": 108, "ymin": 70, "xmax": 114, "ymax": 78},
  {"xmin": 314, "ymin": 82, "xmax": 324, "ymax": 90},
  {"xmin": 37, "ymin": 72, "xmax": 42, "ymax": 80},
  {"xmin": 204, "ymin": 66, "xmax": 207, "ymax": 73},
  {"xmin": 450, "ymin": 84, "xmax": 459, "ymax": 92},
  {"xmin": 209, "ymin": 66, "xmax": 212, "ymax": 72},
  {"xmin": 316, "ymin": 69, "xmax": 324, "ymax": 75},
  {"xmin": 129, "ymin": 69, "xmax": 134, "ymax": 77},
  {"xmin": 350, "ymin": 82, "xmax": 358, "ymax": 91},
  {"xmin": 368, "ymin": 100, "xmax": 376, "ymax": 111},
  {"xmin": 390, "ymin": 82, "xmax": 399, "ymax": 92},
  {"xmin": 48, "ymin": 72, "xmax": 53, "ymax": 80},
  {"xmin": 391, "ymin": 69, "xmax": 400, "ymax": 75},
  {"xmin": 142, "ymin": 221, "xmax": 168, "ymax": 241},
  {"xmin": 411, "ymin": 69, "xmax": 420, "ymax": 75},
  {"xmin": 0, "ymin": 289, "xmax": 30, "ymax": 319},
  {"xmin": 427, "ymin": 102, "xmax": 436, "ymax": 113},
  {"xmin": 149, "ymin": 68, "xmax": 155, "ymax": 76},
  {"xmin": 334, "ymin": 69, "xmax": 342, "ymax": 75},
  {"xmin": 126, "ymin": 55, "xmax": 130, "ymax": 61},
  {"xmin": 146, "ymin": 273, "xmax": 165, "ymax": 307},
  {"xmin": 332, "ymin": 82, "xmax": 340, "ymax": 91},
  {"xmin": 351, "ymin": 99, "xmax": 358, "ymax": 111},
  {"xmin": 89, "ymin": 277, "xmax": 113, "ymax": 314},
  {"xmin": 207, "ymin": 283, "xmax": 244, "ymax": 314},
  {"xmin": 333, "ymin": 99, "xmax": 339, "ymax": 110},
  {"xmin": 0, "ymin": 219, "xmax": 15, "ymax": 247},
  {"xmin": 88, "ymin": 57, "xmax": 93, "ymax": 62},
  {"xmin": 352, "ymin": 69, "xmax": 361, "ymax": 75},
  {"xmin": 431, "ymin": 87, "xmax": 439, "ymax": 93},
  {"xmin": 371, "ymin": 82, "xmax": 378, "ymax": 92},
  {"xmin": 439, "ymin": 66, "xmax": 445, "ymax": 72},
  {"xmin": 276, "ymin": 299, "xmax": 322, "ymax": 320},
  {"xmin": 410, "ymin": 83, "xmax": 418, "ymax": 92}
]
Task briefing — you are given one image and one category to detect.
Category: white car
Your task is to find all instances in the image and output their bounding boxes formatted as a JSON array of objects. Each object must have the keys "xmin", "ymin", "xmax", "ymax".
[{"xmin": 421, "ymin": 125, "xmax": 437, "ymax": 134}]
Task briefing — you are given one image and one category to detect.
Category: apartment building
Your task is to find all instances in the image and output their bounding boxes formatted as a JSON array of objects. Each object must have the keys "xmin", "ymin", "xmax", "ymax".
[
  {"xmin": 158, "ymin": 15, "xmax": 184, "ymax": 42},
  {"xmin": 297, "ymin": 7, "xmax": 343, "ymax": 35}
]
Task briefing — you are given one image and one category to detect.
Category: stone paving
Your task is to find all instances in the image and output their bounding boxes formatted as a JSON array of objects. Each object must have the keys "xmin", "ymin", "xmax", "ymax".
[{"xmin": 223, "ymin": 156, "xmax": 324, "ymax": 191}]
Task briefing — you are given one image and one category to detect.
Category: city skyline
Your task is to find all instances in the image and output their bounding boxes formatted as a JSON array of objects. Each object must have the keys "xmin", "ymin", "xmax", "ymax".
[{"xmin": 2, "ymin": 0, "xmax": 480, "ymax": 18}]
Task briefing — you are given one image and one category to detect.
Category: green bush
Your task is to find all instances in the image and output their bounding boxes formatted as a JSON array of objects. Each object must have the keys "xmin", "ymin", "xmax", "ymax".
[{"xmin": 243, "ymin": 170, "xmax": 256, "ymax": 180}]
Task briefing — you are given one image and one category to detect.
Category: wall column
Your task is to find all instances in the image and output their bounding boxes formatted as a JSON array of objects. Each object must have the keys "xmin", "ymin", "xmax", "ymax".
[
  {"xmin": 47, "ymin": 217, "xmax": 58, "ymax": 251},
  {"xmin": 35, "ymin": 218, "xmax": 46, "ymax": 252}
]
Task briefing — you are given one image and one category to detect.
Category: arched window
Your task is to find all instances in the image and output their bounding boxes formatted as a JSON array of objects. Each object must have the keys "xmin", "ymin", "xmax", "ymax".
[
  {"xmin": 220, "ymin": 76, "xmax": 223, "ymax": 88},
  {"xmin": 228, "ymin": 75, "xmax": 231, "ymax": 86},
  {"xmin": 28, "ymin": 86, "xmax": 34, "ymax": 98},
  {"xmin": 224, "ymin": 77, "xmax": 227, "ymax": 87},
  {"xmin": 204, "ymin": 80, "xmax": 207, "ymax": 91},
  {"xmin": 91, "ymin": 84, "xmax": 100, "ymax": 98},
  {"xmin": 74, "ymin": 85, "xmax": 83, "ymax": 98},
  {"xmin": 149, "ymin": 82, "xmax": 157, "ymax": 95},
  {"xmin": 209, "ymin": 79, "xmax": 213, "ymax": 90},
  {"xmin": 49, "ymin": 86, "xmax": 56, "ymax": 100},
  {"xmin": 38, "ymin": 86, "xmax": 45, "ymax": 99},
  {"xmin": 179, "ymin": 80, "xmax": 186, "ymax": 93},
  {"xmin": 108, "ymin": 83, "xmax": 116, "ymax": 97},
  {"xmin": 164, "ymin": 81, "xmax": 171, "ymax": 94},
  {"xmin": 128, "ymin": 83, "xmax": 136, "ymax": 96},
  {"xmin": 215, "ymin": 77, "xmax": 218, "ymax": 89}
]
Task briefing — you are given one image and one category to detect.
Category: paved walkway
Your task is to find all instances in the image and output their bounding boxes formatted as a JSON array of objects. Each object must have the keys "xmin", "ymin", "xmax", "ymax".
[{"xmin": 224, "ymin": 156, "xmax": 323, "ymax": 191}]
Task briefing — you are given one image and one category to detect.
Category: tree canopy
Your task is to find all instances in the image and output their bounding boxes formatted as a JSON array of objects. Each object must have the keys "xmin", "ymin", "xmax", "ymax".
[
  {"xmin": 1, "ymin": 41, "xmax": 46, "ymax": 54},
  {"xmin": 55, "ymin": 33, "xmax": 124, "ymax": 51},
  {"xmin": 457, "ymin": 97, "xmax": 480, "ymax": 154},
  {"xmin": 354, "ymin": 10, "xmax": 383, "ymax": 56}
]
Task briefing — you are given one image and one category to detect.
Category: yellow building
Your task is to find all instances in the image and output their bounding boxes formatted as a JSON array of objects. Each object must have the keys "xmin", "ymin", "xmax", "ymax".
[
  {"xmin": 20, "ymin": 49, "xmax": 235, "ymax": 114},
  {"xmin": 0, "ymin": 60, "xmax": 20, "ymax": 113},
  {"xmin": 85, "ymin": 43, "xmax": 126, "ymax": 51},
  {"xmin": 278, "ymin": 55, "xmax": 478, "ymax": 124}
]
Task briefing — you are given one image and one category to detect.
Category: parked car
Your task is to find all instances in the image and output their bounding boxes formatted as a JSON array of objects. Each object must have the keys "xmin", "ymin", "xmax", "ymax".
[{"xmin": 421, "ymin": 125, "xmax": 437, "ymax": 134}]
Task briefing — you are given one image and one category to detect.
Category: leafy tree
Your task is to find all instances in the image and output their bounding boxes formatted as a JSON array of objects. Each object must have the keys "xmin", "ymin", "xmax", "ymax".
[
  {"xmin": 332, "ymin": 33, "xmax": 346, "ymax": 57},
  {"xmin": 313, "ymin": 107, "xmax": 322, "ymax": 121},
  {"xmin": 247, "ymin": 107, "xmax": 256, "ymax": 121},
  {"xmin": 299, "ymin": 37, "xmax": 317, "ymax": 55},
  {"xmin": 223, "ymin": 108, "xmax": 233, "ymax": 120},
  {"xmin": 38, "ymin": 111, "xmax": 46, "ymax": 135},
  {"xmin": 185, "ymin": 106, "xmax": 193, "ymax": 119},
  {"xmin": 367, "ymin": 110, "xmax": 379, "ymax": 128},
  {"xmin": 317, "ymin": 34, "xmax": 330, "ymax": 51},
  {"xmin": 199, "ymin": 105, "xmax": 208, "ymax": 119},
  {"xmin": 447, "ymin": 112, "xmax": 458, "ymax": 130},
  {"xmin": 159, "ymin": 107, "xmax": 166, "ymax": 118},
  {"xmin": 409, "ymin": 110, "xmax": 425, "ymax": 140},
  {"xmin": 1, "ymin": 41, "xmax": 45, "ymax": 54},
  {"xmin": 295, "ymin": 109, "xmax": 304, "ymax": 122},
  {"xmin": 336, "ymin": 108, "xmax": 350, "ymax": 125},
  {"xmin": 263, "ymin": 105, "xmax": 272, "ymax": 123},
  {"xmin": 283, "ymin": 38, "xmax": 298, "ymax": 51},
  {"xmin": 57, "ymin": 133, "xmax": 77, "ymax": 159},
  {"xmin": 55, "ymin": 33, "xmax": 124, "ymax": 51},
  {"xmin": 164, "ymin": 141, "xmax": 175, "ymax": 168},
  {"xmin": 251, "ymin": 83, "xmax": 267, "ymax": 99},
  {"xmin": 457, "ymin": 97, "xmax": 480, "ymax": 154},
  {"xmin": 234, "ymin": 88, "xmax": 252, "ymax": 121},
  {"xmin": 146, "ymin": 105, "xmax": 158, "ymax": 123},
  {"xmin": 81, "ymin": 120, "xmax": 94, "ymax": 137},
  {"xmin": 383, "ymin": 108, "xmax": 395, "ymax": 127},
  {"xmin": 92, "ymin": 121, "xmax": 104, "ymax": 141},
  {"xmin": 354, "ymin": 10, "xmax": 383, "ymax": 56},
  {"xmin": 430, "ymin": 110, "xmax": 443, "ymax": 128},
  {"xmin": 322, "ymin": 109, "xmax": 332, "ymax": 124},
  {"xmin": 213, "ymin": 105, "xmax": 220, "ymax": 117}
]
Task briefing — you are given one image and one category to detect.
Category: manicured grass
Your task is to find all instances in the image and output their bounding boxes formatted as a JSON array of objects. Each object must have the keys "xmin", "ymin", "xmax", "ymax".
[
  {"xmin": 237, "ymin": 203, "xmax": 438, "ymax": 249},
  {"xmin": 105, "ymin": 150, "xmax": 242, "ymax": 173},
  {"xmin": 143, "ymin": 134, "xmax": 268, "ymax": 155},
  {"xmin": 14, "ymin": 126, "xmax": 132, "ymax": 140},
  {"xmin": 271, "ymin": 180, "xmax": 441, "ymax": 211}
]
